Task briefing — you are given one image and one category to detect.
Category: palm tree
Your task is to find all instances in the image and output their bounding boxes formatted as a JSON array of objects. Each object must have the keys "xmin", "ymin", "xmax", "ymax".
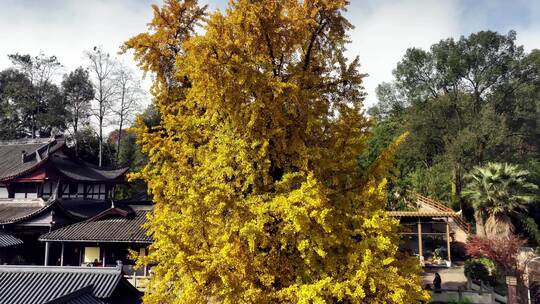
[{"xmin": 463, "ymin": 162, "xmax": 538, "ymax": 239}]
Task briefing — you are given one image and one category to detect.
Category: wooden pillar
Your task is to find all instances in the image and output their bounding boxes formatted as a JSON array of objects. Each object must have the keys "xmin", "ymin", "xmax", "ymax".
[
  {"xmin": 60, "ymin": 242, "xmax": 65, "ymax": 266},
  {"xmin": 78, "ymin": 247, "xmax": 82, "ymax": 266},
  {"xmin": 446, "ymin": 218, "xmax": 452, "ymax": 263},
  {"xmin": 44, "ymin": 242, "xmax": 50, "ymax": 266},
  {"xmin": 102, "ymin": 247, "xmax": 106, "ymax": 267},
  {"xmin": 417, "ymin": 219, "xmax": 423, "ymax": 258}
]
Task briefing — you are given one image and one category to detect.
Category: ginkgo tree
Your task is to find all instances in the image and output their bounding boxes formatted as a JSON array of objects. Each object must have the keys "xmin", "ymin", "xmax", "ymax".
[{"xmin": 124, "ymin": 0, "xmax": 429, "ymax": 303}]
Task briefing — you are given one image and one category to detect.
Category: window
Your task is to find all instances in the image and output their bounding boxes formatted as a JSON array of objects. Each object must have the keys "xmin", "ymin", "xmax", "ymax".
[
  {"xmin": 60, "ymin": 184, "xmax": 69, "ymax": 198},
  {"xmin": 84, "ymin": 184, "xmax": 108, "ymax": 200},
  {"xmin": 42, "ymin": 182, "xmax": 54, "ymax": 199},
  {"xmin": 69, "ymin": 183, "xmax": 78, "ymax": 195},
  {"xmin": 12, "ymin": 183, "xmax": 38, "ymax": 199},
  {"xmin": 59, "ymin": 183, "xmax": 86, "ymax": 198},
  {"xmin": 84, "ymin": 247, "xmax": 101, "ymax": 264}
]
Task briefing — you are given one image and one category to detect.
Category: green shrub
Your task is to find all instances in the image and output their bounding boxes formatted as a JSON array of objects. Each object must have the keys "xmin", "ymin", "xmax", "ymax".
[
  {"xmin": 464, "ymin": 258, "xmax": 495, "ymax": 284},
  {"xmin": 448, "ymin": 297, "xmax": 473, "ymax": 304}
]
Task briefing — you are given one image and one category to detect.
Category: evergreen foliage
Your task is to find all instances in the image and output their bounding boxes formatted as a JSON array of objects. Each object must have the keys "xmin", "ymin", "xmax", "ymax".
[{"xmin": 366, "ymin": 31, "xmax": 540, "ymax": 231}]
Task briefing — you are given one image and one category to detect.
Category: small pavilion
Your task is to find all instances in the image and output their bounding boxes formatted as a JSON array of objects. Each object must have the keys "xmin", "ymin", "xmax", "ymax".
[{"xmin": 388, "ymin": 193, "xmax": 471, "ymax": 267}]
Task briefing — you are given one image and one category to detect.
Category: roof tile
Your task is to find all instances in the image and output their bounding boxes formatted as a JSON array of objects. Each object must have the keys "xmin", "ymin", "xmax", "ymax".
[
  {"xmin": 40, "ymin": 209, "xmax": 153, "ymax": 244},
  {"xmin": 0, "ymin": 266, "xmax": 140, "ymax": 304}
]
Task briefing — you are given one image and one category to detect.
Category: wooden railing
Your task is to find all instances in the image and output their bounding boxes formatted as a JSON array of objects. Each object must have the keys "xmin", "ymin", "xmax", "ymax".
[{"xmin": 414, "ymin": 193, "xmax": 472, "ymax": 234}]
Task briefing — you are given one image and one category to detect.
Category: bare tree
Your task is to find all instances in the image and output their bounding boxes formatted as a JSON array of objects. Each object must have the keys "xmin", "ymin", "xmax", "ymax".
[
  {"xmin": 86, "ymin": 47, "xmax": 116, "ymax": 167},
  {"xmin": 111, "ymin": 62, "xmax": 144, "ymax": 165}
]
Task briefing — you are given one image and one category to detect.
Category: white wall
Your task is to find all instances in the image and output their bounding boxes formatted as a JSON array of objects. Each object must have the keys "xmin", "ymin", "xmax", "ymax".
[{"xmin": 0, "ymin": 186, "xmax": 8, "ymax": 199}]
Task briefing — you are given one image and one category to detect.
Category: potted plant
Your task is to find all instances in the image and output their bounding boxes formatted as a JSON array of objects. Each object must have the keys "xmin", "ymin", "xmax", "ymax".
[{"xmin": 433, "ymin": 248, "xmax": 444, "ymax": 264}]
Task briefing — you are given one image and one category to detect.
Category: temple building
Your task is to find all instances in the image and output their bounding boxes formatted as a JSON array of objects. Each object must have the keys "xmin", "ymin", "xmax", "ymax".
[
  {"xmin": 39, "ymin": 200, "xmax": 153, "ymax": 275},
  {"xmin": 389, "ymin": 193, "xmax": 471, "ymax": 267},
  {"xmin": 0, "ymin": 136, "xmax": 129, "ymax": 265}
]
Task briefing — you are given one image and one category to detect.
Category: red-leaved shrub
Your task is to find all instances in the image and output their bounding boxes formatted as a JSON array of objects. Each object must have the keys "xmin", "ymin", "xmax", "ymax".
[{"xmin": 466, "ymin": 235, "xmax": 526, "ymax": 275}]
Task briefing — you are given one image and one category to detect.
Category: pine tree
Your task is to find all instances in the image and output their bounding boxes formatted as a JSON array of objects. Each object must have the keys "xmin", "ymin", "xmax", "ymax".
[{"xmin": 124, "ymin": 1, "xmax": 428, "ymax": 303}]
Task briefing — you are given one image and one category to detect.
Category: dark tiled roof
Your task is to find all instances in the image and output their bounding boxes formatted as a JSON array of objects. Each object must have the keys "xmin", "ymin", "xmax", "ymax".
[
  {"xmin": 0, "ymin": 266, "xmax": 140, "ymax": 304},
  {"xmin": 40, "ymin": 207, "xmax": 153, "ymax": 244},
  {"xmin": 51, "ymin": 156, "xmax": 128, "ymax": 182},
  {"xmin": 0, "ymin": 138, "xmax": 64, "ymax": 181},
  {"xmin": 0, "ymin": 197, "xmax": 133, "ymax": 227},
  {"xmin": 0, "ymin": 230, "xmax": 23, "ymax": 248},
  {"xmin": 45, "ymin": 286, "xmax": 104, "ymax": 304},
  {"xmin": 0, "ymin": 199, "xmax": 51, "ymax": 225},
  {"xmin": 0, "ymin": 198, "xmax": 86, "ymax": 226},
  {"xmin": 0, "ymin": 136, "xmax": 127, "ymax": 183},
  {"xmin": 59, "ymin": 199, "xmax": 112, "ymax": 219}
]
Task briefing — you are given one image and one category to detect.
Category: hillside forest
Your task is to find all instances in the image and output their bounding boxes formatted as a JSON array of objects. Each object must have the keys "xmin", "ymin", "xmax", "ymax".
[
  {"xmin": 0, "ymin": 30, "xmax": 538, "ymax": 246},
  {"xmin": 364, "ymin": 30, "xmax": 540, "ymax": 246}
]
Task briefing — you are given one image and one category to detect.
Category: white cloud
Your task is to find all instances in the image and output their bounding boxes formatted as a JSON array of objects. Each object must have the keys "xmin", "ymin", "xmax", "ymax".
[
  {"xmin": 0, "ymin": 0, "xmax": 157, "ymax": 93},
  {"xmin": 0, "ymin": 0, "xmax": 538, "ymax": 113},
  {"xmin": 515, "ymin": 2, "xmax": 540, "ymax": 52},
  {"xmin": 346, "ymin": 0, "xmax": 460, "ymax": 108}
]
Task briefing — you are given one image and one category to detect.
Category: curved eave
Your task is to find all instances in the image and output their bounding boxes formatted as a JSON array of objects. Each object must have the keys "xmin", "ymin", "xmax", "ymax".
[
  {"xmin": 0, "ymin": 199, "xmax": 84, "ymax": 226},
  {"xmin": 0, "ymin": 159, "xmax": 49, "ymax": 183},
  {"xmin": 0, "ymin": 204, "xmax": 53, "ymax": 225},
  {"xmin": 0, "ymin": 231, "xmax": 23, "ymax": 247},
  {"xmin": 56, "ymin": 166, "xmax": 129, "ymax": 183},
  {"xmin": 0, "ymin": 142, "xmax": 64, "ymax": 182}
]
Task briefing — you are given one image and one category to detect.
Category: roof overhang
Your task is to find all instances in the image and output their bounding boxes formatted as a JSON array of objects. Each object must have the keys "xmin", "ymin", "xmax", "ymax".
[
  {"xmin": 0, "ymin": 230, "xmax": 23, "ymax": 247},
  {"xmin": 387, "ymin": 211, "xmax": 456, "ymax": 217}
]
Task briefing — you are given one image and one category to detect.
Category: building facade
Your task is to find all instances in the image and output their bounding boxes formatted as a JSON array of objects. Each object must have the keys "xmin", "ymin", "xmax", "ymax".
[{"xmin": 0, "ymin": 136, "xmax": 130, "ymax": 265}]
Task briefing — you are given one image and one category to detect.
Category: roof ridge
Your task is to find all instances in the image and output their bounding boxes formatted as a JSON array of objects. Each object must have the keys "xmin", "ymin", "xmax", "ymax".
[
  {"xmin": 55, "ymin": 155, "xmax": 128, "ymax": 171},
  {"xmin": 0, "ymin": 265, "xmax": 122, "ymax": 274},
  {"xmin": 0, "ymin": 198, "xmax": 46, "ymax": 206},
  {"xmin": 0, "ymin": 137, "xmax": 55, "ymax": 145},
  {"xmin": 43, "ymin": 286, "xmax": 99, "ymax": 304}
]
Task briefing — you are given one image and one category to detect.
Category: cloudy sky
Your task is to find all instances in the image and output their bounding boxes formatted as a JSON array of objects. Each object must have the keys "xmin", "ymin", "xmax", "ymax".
[{"xmin": 0, "ymin": 0, "xmax": 539, "ymax": 108}]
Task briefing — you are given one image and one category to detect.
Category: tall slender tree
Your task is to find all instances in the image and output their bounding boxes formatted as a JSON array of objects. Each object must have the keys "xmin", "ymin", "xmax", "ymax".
[
  {"xmin": 111, "ymin": 62, "xmax": 144, "ymax": 165},
  {"xmin": 124, "ymin": 1, "xmax": 428, "ymax": 303},
  {"xmin": 86, "ymin": 47, "xmax": 116, "ymax": 167}
]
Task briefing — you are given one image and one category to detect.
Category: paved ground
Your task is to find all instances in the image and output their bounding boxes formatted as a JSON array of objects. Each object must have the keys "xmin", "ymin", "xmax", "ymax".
[{"xmin": 422, "ymin": 265, "xmax": 468, "ymax": 289}]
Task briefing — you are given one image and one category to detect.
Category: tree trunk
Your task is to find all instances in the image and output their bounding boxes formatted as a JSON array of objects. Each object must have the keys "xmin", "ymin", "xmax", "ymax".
[
  {"xmin": 74, "ymin": 116, "xmax": 78, "ymax": 136},
  {"xmin": 31, "ymin": 115, "xmax": 36, "ymax": 138},
  {"xmin": 475, "ymin": 210, "xmax": 486, "ymax": 238},
  {"xmin": 453, "ymin": 162, "xmax": 464, "ymax": 210},
  {"xmin": 115, "ymin": 84, "xmax": 126, "ymax": 166},
  {"xmin": 99, "ymin": 116, "xmax": 103, "ymax": 167},
  {"xmin": 116, "ymin": 117, "xmax": 123, "ymax": 166},
  {"xmin": 485, "ymin": 214, "xmax": 514, "ymax": 239}
]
